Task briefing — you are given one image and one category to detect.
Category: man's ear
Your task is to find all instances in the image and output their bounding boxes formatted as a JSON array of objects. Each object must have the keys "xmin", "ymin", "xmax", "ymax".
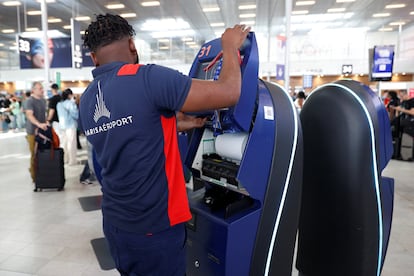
[
  {"xmin": 129, "ymin": 38, "xmax": 139, "ymax": 64},
  {"xmin": 90, "ymin": 52, "xmax": 99, "ymax": 67}
]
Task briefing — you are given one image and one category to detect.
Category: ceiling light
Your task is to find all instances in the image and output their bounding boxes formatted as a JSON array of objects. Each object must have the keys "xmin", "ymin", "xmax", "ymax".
[
  {"xmin": 120, "ymin": 13, "xmax": 137, "ymax": 18},
  {"xmin": 36, "ymin": 0, "xmax": 55, "ymax": 3},
  {"xmin": 48, "ymin": 18, "xmax": 62, "ymax": 23},
  {"xmin": 27, "ymin": 10, "xmax": 42, "ymax": 15},
  {"xmin": 336, "ymin": 0, "xmax": 355, "ymax": 2},
  {"xmin": 141, "ymin": 1, "xmax": 160, "ymax": 7},
  {"xmin": 210, "ymin": 22, "xmax": 225, "ymax": 27},
  {"xmin": 181, "ymin": 37, "xmax": 193, "ymax": 42},
  {"xmin": 328, "ymin": 8, "xmax": 346, "ymax": 13},
  {"xmin": 239, "ymin": 13, "xmax": 256, "ymax": 18},
  {"xmin": 158, "ymin": 38, "xmax": 170, "ymax": 43},
  {"xmin": 240, "ymin": 20, "xmax": 255, "ymax": 25},
  {"xmin": 2, "ymin": 29, "xmax": 15, "ymax": 33},
  {"xmin": 292, "ymin": 12, "xmax": 354, "ymax": 22},
  {"xmin": 372, "ymin": 13, "xmax": 390, "ymax": 17},
  {"xmin": 296, "ymin": 1, "xmax": 315, "ymax": 6},
  {"xmin": 292, "ymin": 10, "xmax": 309, "ymax": 15},
  {"xmin": 75, "ymin": 16, "xmax": 91, "ymax": 21},
  {"xmin": 141, "ymin": 18, "xmax": 190, "ymax": 31},
  {"xmin": 389, "ymin": 21, "xmax": 406, "ymax": 25},
  {"xmin": 25, "ymin": 27, "xmax": 39, "ymax": 32},
  {"xmin": 2, "ymin": 1, "xmax": 21, "ymax": 6},
  {"xmin": 203, "ymin": 7, "xmax": 220, "ymax": 12},
  {"xmin": 0, "ymin": 43, "xmax": 4, "ymax": 47},
  {"xmin": 238, "ymin": 4, "xmax": 256, "ymax": 10},
  {"xmin": 379, "ymin": 27, "xmax": 393, "ymax": 31},
  {"xmin": 106, "ymin": 3, "xmax": 125, "ymax": 9},
  {"xmin": 20, "ymin": 30, "xmax": 69, "ymax": 38},
  {"xmin": 63, "ymin": 25, "xmax": 71, "ymax": 29},
  {"xmin": 410, "ymin": 11, "xmax": 414, "ymax": 15},
  {"xmin": 151, "ymin": 30, "xmax": 195, "ymax": 38},
  {"xmin": 159, "ymin": 46, "xmax": 169, "ymax": 50},
  {"xmin": 385, "ymin": 4, "xmax": 406, "ymax": 9}
]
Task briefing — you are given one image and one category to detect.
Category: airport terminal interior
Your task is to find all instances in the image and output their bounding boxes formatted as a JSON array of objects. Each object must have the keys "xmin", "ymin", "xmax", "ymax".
[
  {"xmin": 0, "ymin": 134, "xmax": 413, "ymax": 275},
  {"xmin": 1, "ymin": 0, "xmax": 414, "ymax": 275}
]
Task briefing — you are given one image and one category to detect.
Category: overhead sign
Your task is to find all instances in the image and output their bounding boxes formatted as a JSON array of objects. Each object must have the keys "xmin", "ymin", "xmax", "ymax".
[
  {"xmin": 275, "ymin": 35, "xmax": 286, "ymax": 80},
  {"xmin": 71, "ymin": 18, "xmax": 83, "ymax": 69},
  {"xmin": 276, "ymin": 64, "xmax": 285, "ymax": 81},
  {"xmin": 342, "ymin": 64, "xmax": 353, "ymax": 74},
  {"xmin": 370, "ymin": 45, "xmax": 395, "ymax": 81}
]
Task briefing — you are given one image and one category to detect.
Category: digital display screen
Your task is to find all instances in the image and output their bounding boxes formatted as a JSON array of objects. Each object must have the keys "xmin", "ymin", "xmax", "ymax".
[
  {"xmin": 303, "ymin": 75, "xmax": 313, "ymax": 89},
  {"xmin": 18, "ymin": 35, "xmax": 94, "ymax": 69},
  {"xmin": 370, "ymin": 45, "xmax": 395, "ymax": 81}
]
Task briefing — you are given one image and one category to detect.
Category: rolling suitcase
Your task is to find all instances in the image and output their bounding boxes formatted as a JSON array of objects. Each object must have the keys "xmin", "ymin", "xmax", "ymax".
[{"xmin": 34, "ymin": 148, "xmax": 65, "ymax": 191}]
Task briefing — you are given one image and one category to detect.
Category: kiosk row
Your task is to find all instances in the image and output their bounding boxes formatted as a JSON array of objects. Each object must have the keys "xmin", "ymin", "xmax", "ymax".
[{"xmin": 182, "ymin": 32, "xmax": 394, "ymax": 276}]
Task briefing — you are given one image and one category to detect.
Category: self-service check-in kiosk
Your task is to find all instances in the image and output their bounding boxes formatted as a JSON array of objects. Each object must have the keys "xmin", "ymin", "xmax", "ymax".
[
  {"xmin": 183, "ymin": 33, "xmax": 303, "ymax": 276},
  {"xmin": 296, "ymin": 80, "xmax": 394, "ymax": 276}
]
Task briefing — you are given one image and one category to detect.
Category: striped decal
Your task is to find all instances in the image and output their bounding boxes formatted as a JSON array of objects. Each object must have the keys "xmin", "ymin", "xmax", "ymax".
[
  {"xmin": 161, "ymin": 115, "xmax": 192, "ymax": 226},
  {"xmin": 117, "ymin": 64, "xmax": 141, "ymax": 76}
]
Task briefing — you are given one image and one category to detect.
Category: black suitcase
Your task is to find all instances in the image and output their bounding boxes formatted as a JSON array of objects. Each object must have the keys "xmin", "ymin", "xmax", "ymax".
[{"xmin": 35, "ymin": 148, "xmax": 65, "ymax": 191}]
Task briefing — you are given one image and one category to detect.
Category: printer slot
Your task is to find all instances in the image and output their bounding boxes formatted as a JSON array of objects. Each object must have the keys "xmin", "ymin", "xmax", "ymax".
[{"xmin": 201, "ymin": 154, "xmax": 239, "ymax": 187}]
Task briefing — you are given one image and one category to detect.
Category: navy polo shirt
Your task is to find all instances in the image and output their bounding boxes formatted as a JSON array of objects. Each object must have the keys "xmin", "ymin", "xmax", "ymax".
[{"xmin": 79, "ymin": 62, "xmax": 192, "ymax": 234}]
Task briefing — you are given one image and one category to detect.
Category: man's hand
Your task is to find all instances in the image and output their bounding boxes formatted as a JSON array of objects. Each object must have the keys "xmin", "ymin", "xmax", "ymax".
[
  {"xmin": 38, "ymin": 122, "xmax": 48, "ymax": 131},
  {"xmin": 177, "ymin": 112, "xmax": 207, "ymax": 132},
  {"xmin": 221, "ymin": 24, "xmax": 251, "ymax": 51}
]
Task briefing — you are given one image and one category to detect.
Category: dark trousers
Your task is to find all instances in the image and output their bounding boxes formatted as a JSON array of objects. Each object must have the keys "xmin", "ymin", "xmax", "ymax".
[{"xmin": 103, "ymin": 219, "xmax": 186, "ymax": 276}]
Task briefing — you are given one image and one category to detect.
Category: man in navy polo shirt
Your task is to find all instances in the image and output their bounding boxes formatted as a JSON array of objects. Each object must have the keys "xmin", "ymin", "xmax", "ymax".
[{"xmin": 79, "ymin": 13, "xmax": 250, "ymax": 275}]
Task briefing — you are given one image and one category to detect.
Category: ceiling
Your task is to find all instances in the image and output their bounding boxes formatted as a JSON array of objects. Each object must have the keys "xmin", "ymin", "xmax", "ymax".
[{"xmin": 0, "ymin": 0, "xmax": 414, "ymax": 70}]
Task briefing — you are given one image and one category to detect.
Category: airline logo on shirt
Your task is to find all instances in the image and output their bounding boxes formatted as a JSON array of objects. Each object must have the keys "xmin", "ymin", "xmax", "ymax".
[
  {"xmin": 94, "ymin": 80, "xmax": 111, "ymax": 123},
  {"xmin": 84, "ymin": 80, "xmax": 133, "ymax": 137}
]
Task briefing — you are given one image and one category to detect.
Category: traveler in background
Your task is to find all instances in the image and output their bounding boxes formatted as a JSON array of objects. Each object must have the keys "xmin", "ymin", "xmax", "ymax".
[
  {"xmin": 57, "ymin": 88, "xmax": 79, "ymax": 166},
  {"xmin": 390, "ymin": 90, "xmax": 414, "ymax": 137},
  {"xmin": 294, "ymin": 91, "xmax": 307, "ymax": 113},
  {"xmin": 74, "ymin": 95, "xmax": 83, "ymax": 150},
  {"xmin": 79, "ymin": 13, "xmax": 249, "ymax": 276},
  {"xmin": 386, "ymin": 90, "xmax": 400, "ymax": 121},
  {"xmin": 47, "ymin": 83, "xmax": 62, "ymax": 140},
  {"xmin": 10, "ymin": 97, "xmax": 24, "ymax": 131},
  {"xmin": 1, "ymin": 94, "xmax": 12, "ymax": 132},
  {"xmin": 25, "ymin": 82, "xmax": 48, "ymax": 185}
]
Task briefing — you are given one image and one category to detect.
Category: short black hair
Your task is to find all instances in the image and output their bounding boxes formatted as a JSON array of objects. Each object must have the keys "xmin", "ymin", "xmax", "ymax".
[
  {"xmin": 83, "ymin": 13, "xmax": 135, "ymax": 52},
  {"xmin": 61, "ymin": 88, "xmax": 73, "ymax": 101},
  {"xmin": 297, "ymin": 91, "xmax": 306, "ymax": 99},
  {"xmin": 51, "ymin": 83, "xmax": 59, "ymax": 90}
]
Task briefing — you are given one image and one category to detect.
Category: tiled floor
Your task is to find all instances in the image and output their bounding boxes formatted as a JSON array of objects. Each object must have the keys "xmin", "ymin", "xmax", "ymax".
[{"xmin": 0, "ymin": 131, "xmax": 413, "ymax": 275}]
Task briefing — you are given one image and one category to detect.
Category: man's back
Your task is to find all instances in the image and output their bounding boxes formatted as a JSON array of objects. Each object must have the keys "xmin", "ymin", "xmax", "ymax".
[{"xmin": 80, "ymin": 62, "xmax": 192, "ymax": 234}]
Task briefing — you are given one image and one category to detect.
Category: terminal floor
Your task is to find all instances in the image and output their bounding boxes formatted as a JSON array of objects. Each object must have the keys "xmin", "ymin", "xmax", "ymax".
[{"xmin": 0, "ymin": 131, "xmax": 413, "ymax": 275}]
